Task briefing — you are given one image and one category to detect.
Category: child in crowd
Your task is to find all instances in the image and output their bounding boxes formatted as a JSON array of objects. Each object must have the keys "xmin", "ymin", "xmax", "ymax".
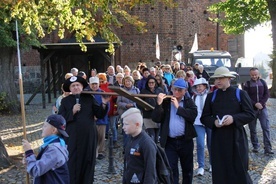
[
  {"xmin": 22, "ymin": 114, "xmax": 69, "ymax": 183},
  {"xmin": 192, "ymin": 78, "xmax": 212, "ymax": 176},
  {"xmin": 122, "ymin": 108, "xmax": 157, "ymax": 184}
]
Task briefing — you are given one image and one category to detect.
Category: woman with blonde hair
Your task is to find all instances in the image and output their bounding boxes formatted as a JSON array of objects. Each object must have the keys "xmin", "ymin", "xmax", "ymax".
[
  {"xmin": 175, "ymin": 70, "xmax": 186, "ymax": 79},
  {"xmin": 132, "ymin": 70, "xmax": 141, "ymax": 88},
  {"xmin": 173, "ymin": 62, "xmax": 180, "ymax": 75},
  {"xmin": 117, "ymin": 75, "xmax": 140, "ymax": 148},
  {"xmin": 124, "ymin": 65, "xmax": 131, "ymax": 76}
]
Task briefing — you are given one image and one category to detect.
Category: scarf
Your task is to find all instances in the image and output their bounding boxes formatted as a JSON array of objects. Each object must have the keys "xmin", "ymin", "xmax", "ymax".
[{"xmin": 40, "ymin": 135, "xmax": 66, "ymax": 150}]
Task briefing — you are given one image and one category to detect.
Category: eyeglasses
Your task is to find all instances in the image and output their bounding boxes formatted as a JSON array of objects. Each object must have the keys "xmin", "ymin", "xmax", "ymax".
[{"xmin": 173, "ymin": 88, "xmax": 184, "ymax": 92}]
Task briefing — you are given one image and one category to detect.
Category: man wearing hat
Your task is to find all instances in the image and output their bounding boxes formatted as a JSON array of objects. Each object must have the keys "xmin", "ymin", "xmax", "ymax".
[
  {"xmin": 89, "ymin": 76, "xmax": 110, "ymax": 159},
  {"xmin": 58, "ymin": 76, "xmax": 110, "ymax": 184},
  {"xmin": 152, "ymin": 78, "xmax": 197, "ymax": 184},
  {"xmin": 201, "ymin": 67, "xmax": 255, "ymax": 184},
  {"xmin": 22, "ymin": 114, "xmax": 69, "ymax": 183}
]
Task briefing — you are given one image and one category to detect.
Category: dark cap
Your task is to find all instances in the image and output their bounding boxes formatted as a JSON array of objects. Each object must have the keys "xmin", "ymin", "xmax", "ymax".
[
  {"xmin": 63, "ymin": 76, "xmax": 88, "ymax": 92},
  {"xmin": 46, "ymin": 114, "xmax": 69, "ymax": 137}
]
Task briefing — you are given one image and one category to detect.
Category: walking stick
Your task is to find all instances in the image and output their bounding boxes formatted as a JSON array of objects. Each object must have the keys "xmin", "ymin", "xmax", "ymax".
[{"xmin": 16, "ymin": 20, "xmax": 30, "ymax": 184}]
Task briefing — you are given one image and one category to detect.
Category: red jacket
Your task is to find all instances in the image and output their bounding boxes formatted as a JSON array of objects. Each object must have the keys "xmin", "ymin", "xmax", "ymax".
[{"xmin": 100, "ymin": 82, "xmax": 118, "ymax": 116}]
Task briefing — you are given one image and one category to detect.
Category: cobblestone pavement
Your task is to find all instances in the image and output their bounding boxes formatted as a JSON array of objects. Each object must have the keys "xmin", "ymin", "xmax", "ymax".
[{"xmin": 0, "ymin": 94, "xmax": 275, "ymax": 183}]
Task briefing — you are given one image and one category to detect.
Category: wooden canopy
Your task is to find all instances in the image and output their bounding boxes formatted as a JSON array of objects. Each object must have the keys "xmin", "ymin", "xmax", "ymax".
[{"xmin": 30, "ymin": 40, "xmax": 119, "ymax": 108}]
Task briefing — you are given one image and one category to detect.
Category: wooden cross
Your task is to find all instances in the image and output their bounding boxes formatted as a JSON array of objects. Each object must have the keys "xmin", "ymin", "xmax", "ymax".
[{"xmin": 81, "ymin": 86, "xmax": 173, "ymax": 110}]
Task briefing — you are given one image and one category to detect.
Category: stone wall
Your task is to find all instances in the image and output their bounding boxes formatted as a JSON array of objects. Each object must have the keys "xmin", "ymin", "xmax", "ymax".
[{"xmin": 14, "ymin": 66, "xmax": 41, "ymax": 93}]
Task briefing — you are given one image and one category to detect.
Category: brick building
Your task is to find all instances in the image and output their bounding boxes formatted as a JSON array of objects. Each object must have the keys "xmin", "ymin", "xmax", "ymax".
[
  {"xmin": 114, "ymin": 0, "xmax": 244, "ymax": 69},
  {"xmin": 16, "ymin": 0, "xmax": 244, "ymax": 94}
]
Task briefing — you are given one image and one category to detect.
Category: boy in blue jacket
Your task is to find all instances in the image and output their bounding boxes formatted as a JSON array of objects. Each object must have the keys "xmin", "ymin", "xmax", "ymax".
[{"xmin": 22, "ymin": 114, "xmax": 69, "ymax": 184}]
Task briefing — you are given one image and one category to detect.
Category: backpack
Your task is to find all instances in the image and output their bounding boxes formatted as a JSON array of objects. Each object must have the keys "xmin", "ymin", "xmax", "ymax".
[
  {"xmin": 156, "ymin": 144, "xmax": 174, "ymax": 184},
  {"xmin": 245, "ymin": 79, "xmax": 266, "ymax": 92},
  {"xmin": 140, "ymin": 136, "xmax": 174, "ymax": 184},
  {"xmin": 211, "ymin": 88, "xmax": 241, "ymax": 103}
]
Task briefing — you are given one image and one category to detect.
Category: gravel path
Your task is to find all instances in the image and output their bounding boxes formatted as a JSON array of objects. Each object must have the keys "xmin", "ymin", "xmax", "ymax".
[{"xmin": 0, "ymin": 94, "xmax": 275, "ymax": 183}]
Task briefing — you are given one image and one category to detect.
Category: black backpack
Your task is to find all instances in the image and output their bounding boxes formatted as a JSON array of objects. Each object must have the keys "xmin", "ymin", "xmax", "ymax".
[
  {"xmin": 156, "ymin": 144, "xmax": 174, "ymax": 184},
  {"xmin": 140, "ymin": 136, "xmax": 174, "ymax": 184}
]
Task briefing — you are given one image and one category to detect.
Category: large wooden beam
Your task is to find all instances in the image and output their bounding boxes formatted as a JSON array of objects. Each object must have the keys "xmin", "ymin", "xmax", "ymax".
[{"xmin": 82, "ymin": 86, "xmax": 173, "ymax": 110}]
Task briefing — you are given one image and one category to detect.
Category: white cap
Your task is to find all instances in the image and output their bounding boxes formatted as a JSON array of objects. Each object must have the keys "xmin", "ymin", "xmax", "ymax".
[
  {"xmin": 89, "ymin": 77, "xmax": 99, "ymax": 84},
  {"xmin": 150, "ymin": 67, "xmax": 156, "ymax": 72}
]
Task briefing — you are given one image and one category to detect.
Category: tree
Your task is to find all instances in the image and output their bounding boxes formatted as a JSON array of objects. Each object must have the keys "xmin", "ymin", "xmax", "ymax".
[
  {"xmin": 0, "ymin": 0, "xmax": 174, "ymax": 168},
  {"xmin": 0, "ymin": 0, "xmax": 174, "ymax": 113},
  {"xmin": 207, "ymin": 0, "xmax": 276, "ymax": 97}
]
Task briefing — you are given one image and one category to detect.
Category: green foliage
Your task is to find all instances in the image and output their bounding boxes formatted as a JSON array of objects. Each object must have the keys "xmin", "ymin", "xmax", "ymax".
[
  {"xmin": 0, "ymin": 0, "xmax": 174, "ymax": 53},
  {"xmin": 208, "ymin": 0, "xmax": 270, "ymax": 34},
  {"xmin": 0, "ymin": 92, "xmax": 9, "ymax": 113}
]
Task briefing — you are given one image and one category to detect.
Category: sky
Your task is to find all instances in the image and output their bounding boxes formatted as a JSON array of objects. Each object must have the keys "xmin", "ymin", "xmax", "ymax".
[
  {"xmin": 244, "ymin": 22, "xmax": 273, "ymax": 59},
  {"xmin": 244, "ymin": 22, "xmax": 273, "ymax": 84}
]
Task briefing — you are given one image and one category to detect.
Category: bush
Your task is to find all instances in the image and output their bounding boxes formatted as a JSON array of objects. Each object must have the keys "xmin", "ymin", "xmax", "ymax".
[{"xmin": 0, "ymin": 92, "xmax": 9, "ymax": 113}]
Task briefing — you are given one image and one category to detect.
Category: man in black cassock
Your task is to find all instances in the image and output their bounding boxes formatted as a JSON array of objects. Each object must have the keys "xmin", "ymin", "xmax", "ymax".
[
  {"xmin": 201, "ymin": 67, "xmax": 255, "ymax": 184},
  {"xmin": 59, "ymin": 76, "xmax": 109, "ymax": 184}
]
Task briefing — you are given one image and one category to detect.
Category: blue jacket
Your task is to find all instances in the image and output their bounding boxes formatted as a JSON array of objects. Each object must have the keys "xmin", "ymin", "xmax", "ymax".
[
  {"xmin": 94, "ymin": 89, "xmax": 110, "ymax": 125},
  {"xmin": 163, "ymin": 72, "xmax": 174, "ymax": 86},
  {"xmin": 137, "ymin": 77, "xmax": 148, "ymax": 91},
  {"xmin": 25, "ymin": 140, "xmax": 69, "ymax": 184}
]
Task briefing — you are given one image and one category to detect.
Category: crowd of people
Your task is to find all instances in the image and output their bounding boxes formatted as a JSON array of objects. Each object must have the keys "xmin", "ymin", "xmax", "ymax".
[{"xmin": 22, "ymin": 61, "xmax": 274, "ymax": 184}]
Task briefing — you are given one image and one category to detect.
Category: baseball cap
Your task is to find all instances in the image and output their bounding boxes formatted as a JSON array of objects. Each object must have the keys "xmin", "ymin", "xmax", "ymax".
[
  {"xmin": 173, "ymin": 78, "xmax": 188, "ymax": 89},
  {"xmin": 89, "ymin": 77, "xmax": 99, "ymax": 84},
  {"xmin": 46, "ymin": 114, "xmax": 69, "ymax": 137}
]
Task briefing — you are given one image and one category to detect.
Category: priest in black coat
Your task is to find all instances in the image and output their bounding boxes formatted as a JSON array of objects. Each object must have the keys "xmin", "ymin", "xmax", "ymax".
[
  {"xmin": 59, "ymin": 76, "xmax": 110, "ymax": 184},
  {"xmin": 201, "ymin": 67, "xmax": 255, "ymax": 184}
]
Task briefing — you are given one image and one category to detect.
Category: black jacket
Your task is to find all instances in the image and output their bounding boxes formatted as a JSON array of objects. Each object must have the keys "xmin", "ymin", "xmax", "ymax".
[
  {"xmin": 152, "ymin": 95, "xmax": 197, "ymax": 147},
  {"xmin": 140, "ymin": 76, "xmax": 164, "ymax": 118}
]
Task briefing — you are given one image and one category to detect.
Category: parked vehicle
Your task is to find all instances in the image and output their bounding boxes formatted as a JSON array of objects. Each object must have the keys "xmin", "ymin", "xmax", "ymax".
[{"xmin": 187, "ymin": 49, "xmax": 251, "ymax": 87}]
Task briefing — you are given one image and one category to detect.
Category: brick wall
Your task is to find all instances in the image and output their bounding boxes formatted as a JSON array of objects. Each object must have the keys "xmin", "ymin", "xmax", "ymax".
[{"xmin": 115, "ymin": 0, "xmax": 243, "ymax": 68}]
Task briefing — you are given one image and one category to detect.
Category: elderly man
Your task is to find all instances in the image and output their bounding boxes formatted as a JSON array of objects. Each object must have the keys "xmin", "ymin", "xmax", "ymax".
[
  {"xmin": 106, "ymin": 66, "xmax": 116, "ymax": 84},
  {"xmin": 89, "ymin": 76, "xmax": 110, "ymax": 160},
  {"xmin": 70, "ymin": 67, "xmax": 78, "ymax": 76},
  {"xmin": 58, "ymin": 76, "xmax": 110, "ymax": 184},
  {"xmin": 201, "ymin": 67, "xmax": 255, "ymax": 184},
  {"xmin": 152, "ymin": 78, "xmax": 197, "ymax": 184}
]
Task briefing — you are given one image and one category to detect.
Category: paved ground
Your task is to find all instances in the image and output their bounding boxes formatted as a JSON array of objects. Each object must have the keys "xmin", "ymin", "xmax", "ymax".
[{"xmin": 0, "ymin": 94, "xmax": 276, "ymax": 183}]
